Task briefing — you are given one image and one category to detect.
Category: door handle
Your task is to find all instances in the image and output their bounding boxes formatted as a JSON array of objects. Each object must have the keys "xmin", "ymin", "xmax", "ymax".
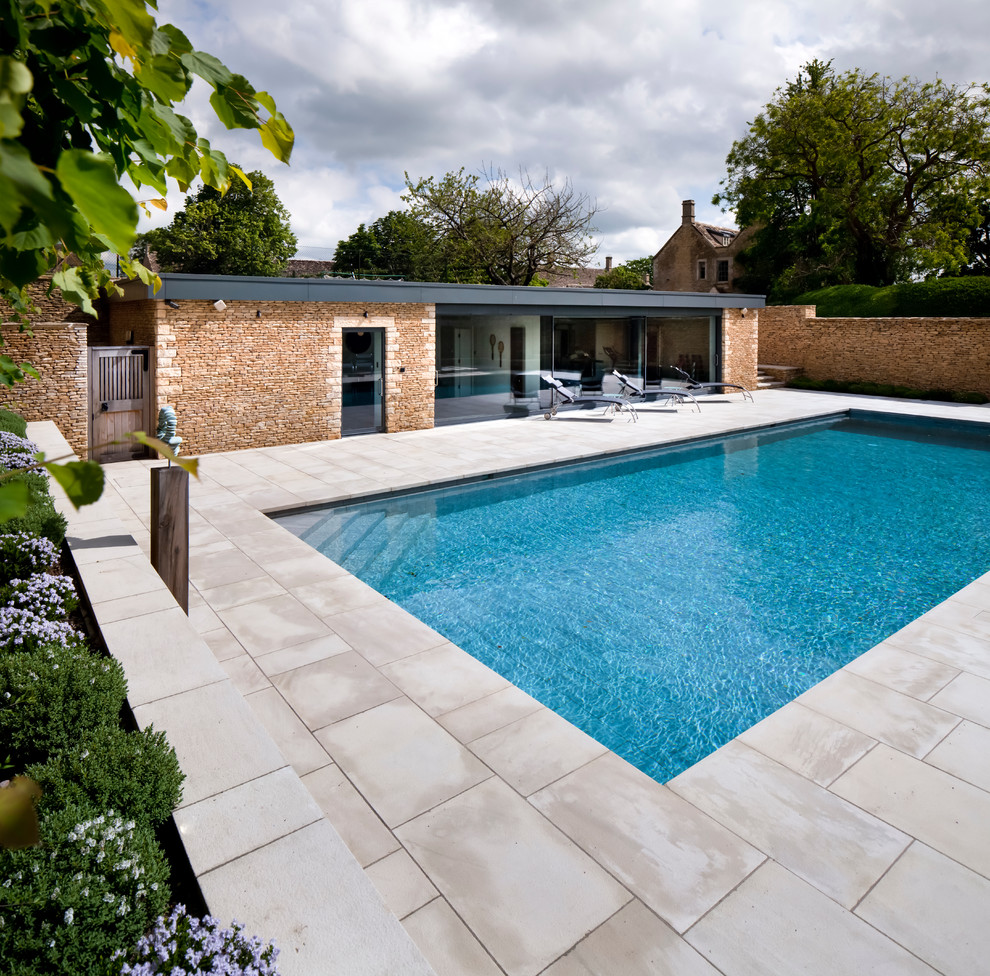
[{"xmin": 100, "ymin": 402, "xmax": 109, "ymax": 412}]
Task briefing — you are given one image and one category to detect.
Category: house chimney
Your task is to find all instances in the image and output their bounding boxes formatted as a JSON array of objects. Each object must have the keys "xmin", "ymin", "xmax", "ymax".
[
  {"xmin": 682, "ymin": 200, "xmax": 695, "ymax": 225},
  {"xmin": 605, "ymin": 256, "xmax": 612, "ymax": 271}
]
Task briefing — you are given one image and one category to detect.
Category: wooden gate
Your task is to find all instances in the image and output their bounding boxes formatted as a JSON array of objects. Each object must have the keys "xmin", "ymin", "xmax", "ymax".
[{"xmin": 88, "ymin": 346, "xmax": 153, "ymax": 462}]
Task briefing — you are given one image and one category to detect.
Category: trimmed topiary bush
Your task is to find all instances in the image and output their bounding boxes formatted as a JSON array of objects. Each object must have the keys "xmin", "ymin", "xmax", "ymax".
[
  {"xmin": 28, "ymin": 725, "xmax": 184, "ymax": 828},
  {"xmin": 0, "ymin": 805, "xmax": 170, "ymax": 976},
  {"xmin": 0, "ymin": 472, "xmax": 68, "ymax": 544},
  {"xmin": 786, "ymin": 376, "xmax": 988, "ymax": 403},
  {"xmin": 0, "ymin": 643, "xmax": 127, "ymax": 766},
  {"xmin": 0, "ymin": 407, "xmax": 28, "ymax": 437},
  {"xmin": 790, "ymin": 276, "xmax": 990, "ymax": 317}
]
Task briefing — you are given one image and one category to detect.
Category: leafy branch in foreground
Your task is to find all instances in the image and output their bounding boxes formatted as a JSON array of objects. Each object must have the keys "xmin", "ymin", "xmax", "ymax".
[
  {"xmin": 0, "ymin": 435, "xmax": 198, "ymax": 523},
  {"xmin": 1, "ymin": 0, "xmax": 294, "ymax": 382}
]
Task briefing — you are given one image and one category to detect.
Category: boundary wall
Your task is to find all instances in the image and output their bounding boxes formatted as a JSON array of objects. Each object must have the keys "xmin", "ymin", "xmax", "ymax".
[{"xmin": 760, "ymin": 306, "xmax": 990, "ymax": 397}]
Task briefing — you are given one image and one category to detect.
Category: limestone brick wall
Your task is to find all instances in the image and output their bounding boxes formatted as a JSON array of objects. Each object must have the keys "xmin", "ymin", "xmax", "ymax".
[
  {"xmin": 13, "ymin": 277, "xmax": 94, "ymax": 323},
  {"xmin": 108, "ymin": 300, "xmax": 436, "ymax": 456},
  {"xmin": 0, "ymin": 322, "xmax": 89, "ymax": 455},
  {"xmin": 759, "ymin": 306, "xmax": 990, "ymax": 396},
  {"xmin": 721, "ymin": 308, "xmax": 759, "ymax": 391}
]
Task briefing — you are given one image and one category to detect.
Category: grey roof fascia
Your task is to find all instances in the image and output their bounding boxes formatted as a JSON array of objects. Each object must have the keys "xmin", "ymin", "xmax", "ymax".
[{"xmin": 148, "ymin": 273, "xmax": 765, "ymax": 311}]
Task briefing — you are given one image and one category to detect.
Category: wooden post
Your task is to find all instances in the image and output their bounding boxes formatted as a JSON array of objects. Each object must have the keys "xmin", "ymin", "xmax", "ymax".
[{"xmin": 150, "ymin": 466, "xmax": 189, "ymax": 613}]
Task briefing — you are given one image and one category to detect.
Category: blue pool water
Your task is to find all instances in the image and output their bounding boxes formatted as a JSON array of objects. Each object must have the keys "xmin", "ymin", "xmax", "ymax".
[{"xmin": 280, "ymin": 413, "xmax": 990, "ymax": 782}]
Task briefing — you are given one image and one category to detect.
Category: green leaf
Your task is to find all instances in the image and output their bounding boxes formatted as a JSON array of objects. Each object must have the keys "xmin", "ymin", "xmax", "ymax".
[
  {"xmin": 0, "ymin": 244, "xmax": 49, "ymax": 289},
  {"xmin": 129, "ymin": 431, "xmax": 199, "ymax": 477},
  {"xmin": 43, "ymin": 459, "xmax": 106, "ymax": 509},
  {"xmin": 99, "ymin": 0, "xmax": 155, "ymax": 51},
  {"xmin": 260, "ymin": 114, "xmax": 294, "ymax": 164},
  {"xmin": 52, "ymin": 266, "xmax": 98, "ymax": 316},
  {"xmin": 55, "ymin": 149, "xmax": 138, "ymax": 255},
  {"xmin": 0, "ymin": 353, "xmax": 39, "ymax": 388},
  {"xmin": 135, "ymin": 54, "xmax": 190, "ymax": 103},
  {"xmin": 181, "ymin": 50, "xmax": 232, "ymax": 88},
  {"xmin": 0, "ymin": 141, "xmax": 55, "ymax": 233},
  {"xmin": 153, "ymin": 24, "xmax": 193, "ymax": 58},
  {"xmin": 0, "ymin": 57, "xmax": 32, "ymax": 139},
  {"xmin": 209, "ymin": 75, "xmax": 260, "ymax": 130},
  {"xmin": 0, "ymin": 479, "xmax": 29, "ymax": 522}
]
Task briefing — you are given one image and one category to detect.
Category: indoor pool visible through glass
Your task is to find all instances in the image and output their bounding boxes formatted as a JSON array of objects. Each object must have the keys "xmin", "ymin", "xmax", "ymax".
[{"xmin": 277, "ymin": 412, "xmax": 990, "ymax": 782}]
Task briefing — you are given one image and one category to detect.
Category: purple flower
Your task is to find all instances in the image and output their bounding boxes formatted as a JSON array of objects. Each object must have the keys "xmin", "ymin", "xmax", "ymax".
[
  {"xmin": 0, "ymin": 431, "xmax": 39, "ymax": 471},
  {"xmin": 117, "ymin": 904, "xmax": 281, "ymax": 975}
]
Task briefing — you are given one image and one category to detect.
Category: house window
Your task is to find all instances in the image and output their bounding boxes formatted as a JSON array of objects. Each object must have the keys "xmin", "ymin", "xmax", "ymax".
[
  {"xmin": 697, "ymin": 260, "xmax": 706, "ymax": 280},
  {"xmin": 717, "ymin": 259, "xmax": 729, "ymax": 283}
]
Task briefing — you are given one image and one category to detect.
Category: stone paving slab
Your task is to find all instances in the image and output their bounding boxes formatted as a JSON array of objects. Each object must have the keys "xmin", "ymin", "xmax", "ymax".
[{"xmin": 35, "ymin": 391, "xmax": 990, "ymax": 976}]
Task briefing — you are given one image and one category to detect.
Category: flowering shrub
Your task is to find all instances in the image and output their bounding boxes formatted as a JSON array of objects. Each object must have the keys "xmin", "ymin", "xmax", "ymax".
[
  {"xmin": 29, "ymin": 725, "xmax": 183, "ymax": 828},
  {"xmin": 2, "ymin": 572, "xmax": 79, "ymax": 620},
  {"xmin": 0, "ymin": 606, "xmax": 82, "ymax": 652},
  {"xmin": 0, "ymin": 430, "xmax": 39, "ymax": 470},
  {"xmin": 0, "ymin": 805, "xmax": 169, "ymax": 976},
  {"xmin": 114, "ymin": 904, "xmax": 281, "ymax": 976},
  {"xmin": 0, "ymin": 643, "xmax": 127, "ymax": 766},
  {"xmin": 0, "ymin": 532, "xmax": 58, "ymax": 585}
]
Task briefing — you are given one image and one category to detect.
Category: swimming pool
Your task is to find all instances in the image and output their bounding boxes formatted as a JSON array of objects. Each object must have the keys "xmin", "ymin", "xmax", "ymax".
[{"xmin": 278, "ymin": 412, "xmax": 990, "ymax": 781}]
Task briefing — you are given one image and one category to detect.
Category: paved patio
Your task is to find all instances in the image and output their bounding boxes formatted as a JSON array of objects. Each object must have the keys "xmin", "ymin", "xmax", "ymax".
[{"xmin": 61, "ymin": 389, "xmax": 990, "ymax": 975}]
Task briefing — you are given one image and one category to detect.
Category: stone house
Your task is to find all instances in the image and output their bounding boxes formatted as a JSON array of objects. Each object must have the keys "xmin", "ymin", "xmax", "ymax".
[{"xmin": 652, "ymin": 201, "xmax": 755, "ymax": 294}]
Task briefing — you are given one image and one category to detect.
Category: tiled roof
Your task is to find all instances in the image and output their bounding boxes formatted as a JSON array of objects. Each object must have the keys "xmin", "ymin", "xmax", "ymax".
[
  {"xmin": 539, "ymin": 266, "xmax": 606, "ymax": 288},
  {"xmin": 695, "ymin": 223, "xmax": 739, "ymax": 247}
]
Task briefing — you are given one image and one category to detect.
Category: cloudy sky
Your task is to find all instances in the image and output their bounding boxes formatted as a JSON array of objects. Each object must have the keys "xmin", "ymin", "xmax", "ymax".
[{"xmin": 147, "ymin": 0, "xmax": 990, "ymax": 266}]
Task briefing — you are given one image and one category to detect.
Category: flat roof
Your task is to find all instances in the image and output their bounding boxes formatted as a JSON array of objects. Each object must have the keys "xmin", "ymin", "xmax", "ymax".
[{"xmin": 123, "ymin": 273, "xmax": 765, "ymax": 316}]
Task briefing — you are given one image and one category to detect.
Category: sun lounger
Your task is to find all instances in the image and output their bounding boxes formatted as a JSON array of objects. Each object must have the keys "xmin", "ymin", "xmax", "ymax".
[
  {"xmin": 610, "ymin": 370, "xmax": 701, "ymax": 413},
  {"xmin": 666, "ymin": 365, "xmax": 754, "ymax": 401},
  {"xmin": 541, "ymin": 374, "xmax": 637, "ymax": 421}
]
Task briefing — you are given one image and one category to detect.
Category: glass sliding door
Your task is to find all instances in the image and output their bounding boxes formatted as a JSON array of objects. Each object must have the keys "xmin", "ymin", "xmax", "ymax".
[
  {"xmin": 551, "ymin": 318, "xmax": 644, "ymax": 392},
  {"xmin": 435, "ymin": 314, "xmax": 540, "ymax": 424},
  {"xmin": 341, "ymin": 328, "xmax": 384, "ymax": 434},
  {"xmin": 644, "ymin": 316, "xmax": 716, "ymax": 389}
]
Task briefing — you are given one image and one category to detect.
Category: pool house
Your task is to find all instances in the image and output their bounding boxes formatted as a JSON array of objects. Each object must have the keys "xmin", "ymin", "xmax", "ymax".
[{"xmin": 94, "ymin": 275, "xmax": 762, "ymax": 457}]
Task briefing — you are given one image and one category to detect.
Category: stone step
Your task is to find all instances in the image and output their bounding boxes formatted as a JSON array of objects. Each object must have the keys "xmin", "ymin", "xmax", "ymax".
[{"xmin": 757, "ymin": 364, "xmax": 804, "ymax": 389}]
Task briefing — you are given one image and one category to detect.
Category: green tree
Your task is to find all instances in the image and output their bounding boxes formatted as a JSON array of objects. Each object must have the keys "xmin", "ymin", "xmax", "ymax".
[
  {"xmin": 333, "ymin": 210, "xmax": 459, "ymax": 281},
  {"xmin": 956, "ymin": 202, "xmax": 990, "ymax": 276},
  {"xmin": 594, "ymin": 257, "xmax": 651, "ymax": 289},
  {"xmin": 403, "ymin": 167, "xmax": 600, "ymax": 286},
  {"xmin": 715, "ymin": 60, "xmax": 990, "ymax": 296},
  {"xmin": 0, "ymin": 0, "xmax": 291, "ymax": 517},
  {"xmin": 133, "ymin": 169, "xmax": 297, "ymax": 275},
  {"xmin": 621, "ymin": 256, "xmax": 653, "ymax": 282},
  {"xmin": 332, "ymin": 222, "xmax": 383, "ymax": 275}
]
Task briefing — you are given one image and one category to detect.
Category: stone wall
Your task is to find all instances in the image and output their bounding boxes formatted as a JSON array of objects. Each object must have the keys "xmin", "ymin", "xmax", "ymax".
[
  {"xmin": 759, "ymin": 306, "xmax": 990, "ymax": 396},
  {"xmin": 722, "ymin": 308, "xmax": 758, "ymax": 391},
  {"xmin": 106, "ymin": 299, "xmax": 436, "ymax": 456},
  {"xmin": 0, "ymin": 322, "xmax": 89, "ymax": 455}
]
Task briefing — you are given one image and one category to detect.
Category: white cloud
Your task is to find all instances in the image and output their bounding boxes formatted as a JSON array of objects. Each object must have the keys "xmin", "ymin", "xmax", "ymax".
[{"xmin": 151, "ymin": 0, "xmax": 990, "ymax": 264}]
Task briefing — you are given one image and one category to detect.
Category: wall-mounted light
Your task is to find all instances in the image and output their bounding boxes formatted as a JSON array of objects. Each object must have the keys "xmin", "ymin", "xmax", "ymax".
[
  {"xmin": 213, "ymin": 299, "xmax": 227, "ymax": 312},
  {"xmin": 741, "ymin": 307, "xmax": 747, "ymax": 317},
  {"xmin": 256, "ymin": 309, "xmax": 261, "ymax": 318},
  {"xmin": 362, "ymin": 310, "xmax": 368, "ymax": 318},
  {"xmin": 164, "ymin": 300, "xmax": 180, "ymax": 309}
]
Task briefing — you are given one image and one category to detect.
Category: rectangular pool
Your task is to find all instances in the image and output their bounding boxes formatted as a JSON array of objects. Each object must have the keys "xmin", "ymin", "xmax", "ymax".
[{"xmin": 275, "ymin": 412, "xmax": 990, "ymax": 781}]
